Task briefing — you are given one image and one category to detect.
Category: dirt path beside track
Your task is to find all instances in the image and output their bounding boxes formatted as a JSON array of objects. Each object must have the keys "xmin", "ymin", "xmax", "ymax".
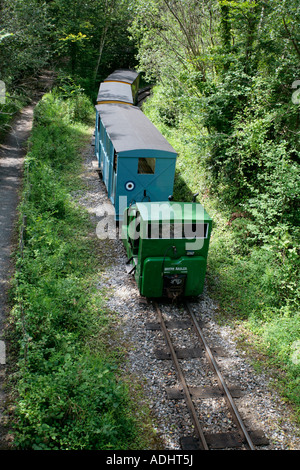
[
  {"xmin": 0, "ymin": 104, "xmax": 35, "ymax": 448},
  {"xmin": 0, "ymin": 69, "xmax": 54, "ymax": 449}
]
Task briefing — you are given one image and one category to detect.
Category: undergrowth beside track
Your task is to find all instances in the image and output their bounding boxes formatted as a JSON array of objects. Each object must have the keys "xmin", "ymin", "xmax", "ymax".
[
  {"xmin": 7, "ymin": 91, "xmax": 154, "ymax": 450},
  {"xmin": 143, "ymin": 87, "xmax": 300, "ymax": 423}
]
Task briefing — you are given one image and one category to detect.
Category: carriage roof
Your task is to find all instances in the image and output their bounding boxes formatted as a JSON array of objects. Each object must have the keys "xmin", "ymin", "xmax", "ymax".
[
  {"xmin": 104, "ymin": 69, "xmax": 139, "ymax": 85},
  {"xmin": 97, "ymin": 82, "xmax": 133, "ymax": 105},
  {"xmin": 95, "ymin": 103, "xmax": 177, "ymax": 155}
]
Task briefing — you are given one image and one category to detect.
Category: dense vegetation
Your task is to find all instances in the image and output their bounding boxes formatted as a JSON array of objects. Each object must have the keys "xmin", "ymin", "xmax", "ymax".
[
  {"xmin": 130, "ymin": 0, "xmax": 300, "ymax": 416},
  {"xmin": 0, "ymin": 0, "xmax": 137, "ymax": 133},
  {"xmin": 0, "ymin": 0, "xmax": 299, "ymax": 447}
]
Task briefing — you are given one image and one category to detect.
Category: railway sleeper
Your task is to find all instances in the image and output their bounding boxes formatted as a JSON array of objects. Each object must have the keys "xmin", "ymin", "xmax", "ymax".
[
  {"xmin": 155, "ymin": 347, "xmax": 204, "ymax": 360},
  {"xmin": 154, "ymin": 346, "xmax": 227, "ymax": 360},
  {"xmin": 145, "ymin": 320, "xmax": 205, "ymax": 330},
  {"xmin": 181, "ymin": 430, "xmax": 269, "ymax": 450},
  {"xmin": 166, "ymin": 385, "xmax": 244, "ymax": 400}
]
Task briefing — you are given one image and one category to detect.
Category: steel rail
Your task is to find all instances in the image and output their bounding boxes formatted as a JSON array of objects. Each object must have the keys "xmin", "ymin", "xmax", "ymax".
[
  {"xmin": 154, "ymin": 302, "xmax": 209, "ymax": 450},
  {"xmin": 185, "ymin": 301, "xmax": 256, "ymax": 450}
]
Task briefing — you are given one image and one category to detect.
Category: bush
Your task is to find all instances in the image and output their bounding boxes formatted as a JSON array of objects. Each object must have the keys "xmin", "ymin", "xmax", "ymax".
[{"xmin": 15, "ymin": 357, "xmax": 137, "ymax": 450}]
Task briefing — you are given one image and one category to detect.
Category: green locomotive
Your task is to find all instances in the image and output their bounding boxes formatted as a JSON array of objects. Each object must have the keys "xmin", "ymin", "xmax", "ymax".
[{"xmin": 121, "ymin": 201, "xmax": 212, "ymax": 298}]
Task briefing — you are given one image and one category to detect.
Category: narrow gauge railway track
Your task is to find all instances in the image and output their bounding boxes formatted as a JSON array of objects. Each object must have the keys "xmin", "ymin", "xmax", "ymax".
[{"xmin": 146, "ymin": 300, "xmax": 269, "ymax": 451}]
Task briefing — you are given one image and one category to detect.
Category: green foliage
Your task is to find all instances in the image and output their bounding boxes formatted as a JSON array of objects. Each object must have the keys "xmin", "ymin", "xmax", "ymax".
[
  {"xmin": 0, "ymin": 0, "xmax": 137, "ymax": 101},
  {"xmin": 15, "ymin": 357, "xmax": 137, "ymax": 450},
  {"xmin": 0, "ymin": 0, "xmax": 53, "ymax": 81},
  {"xmin": 136, "ymin": 0, "xmax": 300, "ymax": 418},
  {"xmin": 55, "ymin": 73, "xmax": 85, "ymax": 98},
  {"xmin": 10, "ymin": 93, "xmax": 147, "ymax": 449}
]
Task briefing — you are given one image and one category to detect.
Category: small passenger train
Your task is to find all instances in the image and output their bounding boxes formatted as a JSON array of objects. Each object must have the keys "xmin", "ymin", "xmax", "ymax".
[{"xmin": 94, "ymin": 69, "xmax": 212, "ymax": 298}]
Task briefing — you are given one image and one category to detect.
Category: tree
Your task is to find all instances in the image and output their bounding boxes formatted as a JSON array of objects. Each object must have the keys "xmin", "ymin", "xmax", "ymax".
[
  {"xmin": 0, "ymin": 0, "xmax": 136, "ymax": 92},
  {"xmin": 130, "ymin": 0, "xmax": 218, "ymax": 83},
  {"xmin": 49, "ymin": 0, "xmax": 136, "ymax": 83},
  {"xmin": 0, "ymin": 0, "xmax": 53, "ymax": 83},
  {"xmin": 92, "ymin": 0, "xmax": 133, "ymax": 83}
]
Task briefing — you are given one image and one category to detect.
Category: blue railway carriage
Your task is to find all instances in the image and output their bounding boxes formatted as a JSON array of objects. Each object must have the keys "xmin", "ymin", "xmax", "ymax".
[
  {"xmin": 94, "ymin": 103, "xmax": 177, "ymax": 220},
  {"xmin": 104, "ymin": 69, "xmax": 140, "ymax": 105}
]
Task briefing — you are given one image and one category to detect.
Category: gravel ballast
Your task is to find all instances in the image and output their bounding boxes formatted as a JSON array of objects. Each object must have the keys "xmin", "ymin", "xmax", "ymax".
[{"xmin": 73, "ymin": 140, "xmax": 300, "ymax": 451}]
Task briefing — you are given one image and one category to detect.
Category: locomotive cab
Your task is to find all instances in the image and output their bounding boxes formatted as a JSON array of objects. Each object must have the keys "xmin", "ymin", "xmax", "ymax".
[{"xmin": 122, "ymin": 201, "xmax": 212, "ymax": 298}]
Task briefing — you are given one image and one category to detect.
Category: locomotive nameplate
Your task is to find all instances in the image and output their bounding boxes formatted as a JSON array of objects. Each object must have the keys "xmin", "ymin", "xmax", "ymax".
[{"xmin": 163, "ymin": 266, "xmax": 188, "ymax": 273}]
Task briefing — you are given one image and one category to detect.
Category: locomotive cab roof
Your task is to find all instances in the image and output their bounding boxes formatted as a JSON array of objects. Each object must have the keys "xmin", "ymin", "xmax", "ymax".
[
  {"xmin": 130, "ymin": 201, "xmax": 212, "ymax": 224},
  {"xmin": 125, "ymin": 201, "xmax": 212, "ymax": 246}
]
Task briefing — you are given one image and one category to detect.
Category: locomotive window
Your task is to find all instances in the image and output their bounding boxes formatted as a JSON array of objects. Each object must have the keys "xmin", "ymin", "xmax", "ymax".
[
  {"xmin": 138, "ymin": 158, "xmax": 156, "ymax": 174},
  {"xmin": 183, "ymin": 223, "xmax": 208, "ymax": 239},
  {"xmin": 147, "ymin": 223, "xmax": 208, "ymax": 239}
]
